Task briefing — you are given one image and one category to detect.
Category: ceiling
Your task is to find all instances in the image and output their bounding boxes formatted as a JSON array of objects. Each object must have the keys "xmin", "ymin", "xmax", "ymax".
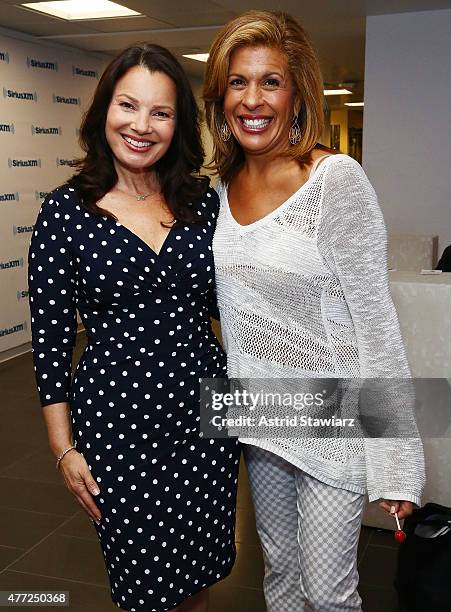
[{"xmin": 1, "ymin": 0, "xmax": 450, "ymax": 108}]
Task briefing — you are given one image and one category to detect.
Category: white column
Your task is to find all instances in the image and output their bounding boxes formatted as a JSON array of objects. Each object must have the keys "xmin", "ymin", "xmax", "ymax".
[{"xmin": 363, "ymin": 9, "xmax": 451, "ymax": 256}]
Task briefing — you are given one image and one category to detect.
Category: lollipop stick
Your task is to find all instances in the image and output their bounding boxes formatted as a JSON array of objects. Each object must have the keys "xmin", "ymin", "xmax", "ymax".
[{"xmin": 395, "ymin": 512, "xmax": 401, "ymax": 530}]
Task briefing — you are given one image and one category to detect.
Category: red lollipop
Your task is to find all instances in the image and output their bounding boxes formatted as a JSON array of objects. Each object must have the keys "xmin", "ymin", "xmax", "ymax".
[
  {"xmin": 393, "ymin": 511, "xmax": 406, "ymax": 542},
  {"xmin": 394, "ymin": 529, "xmax": 407, "ymax": 542}
]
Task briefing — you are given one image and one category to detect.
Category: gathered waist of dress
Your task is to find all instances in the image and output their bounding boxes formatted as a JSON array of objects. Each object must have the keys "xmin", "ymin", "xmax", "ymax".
[
  {"xmin": 80, "ymin": 309, "xmax": 213, "ymax": 342},
  {"xmin": 79, "ymin": 329, "xmax": 225, "ymax": 367}
]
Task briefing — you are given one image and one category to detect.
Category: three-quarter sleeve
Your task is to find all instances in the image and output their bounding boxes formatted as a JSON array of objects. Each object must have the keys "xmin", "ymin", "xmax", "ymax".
[
  {"xmin": 28, "ymin": 192, "xmax": 78, "ymax": 407},
  {"xmin": 318, "ymin": 156, "xmax": 425, "ymax": 505}
]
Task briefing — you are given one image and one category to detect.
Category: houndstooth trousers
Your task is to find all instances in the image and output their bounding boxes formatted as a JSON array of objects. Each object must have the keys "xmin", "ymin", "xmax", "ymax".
[{"xmin": 244, "ymin": 445, "xmax": 365, "ymax": 612}]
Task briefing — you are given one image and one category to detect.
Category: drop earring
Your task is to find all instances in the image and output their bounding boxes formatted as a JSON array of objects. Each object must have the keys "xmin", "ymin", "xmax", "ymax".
[
  {"xmin": 220, "ymin": 120, "xmax": 231, "ymax": 142},
  {"xmin": 289, "ymin": 115, "xmax": 301, "ymax": 145}
]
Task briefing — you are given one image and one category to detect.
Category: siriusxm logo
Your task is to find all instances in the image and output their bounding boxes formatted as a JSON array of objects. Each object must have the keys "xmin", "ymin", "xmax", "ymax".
[
  {"xmin": 27, "ymin": 57, "xmax": 58, "ymax": 71},
  {"xmin": 56, "ymin": 157, "xmax": 76, "ymax": 167},
  {"xmin": 35, "ymin": 191, "xmax": 49, "ymax": 200},
  {"xmin": 3, "ymin": 88, "xmax": 37, "ymax": 102},
  {"xmin": 0, "ymin": 51, "xmax": 10, "ymax": 63},
  {"xmin": 52, "ymin": 94, "xmax": 80, "ymax": 105},
  {"xmin": 31, "ymin": 125, "xmax": 62, "ymax": 135},
  {"xmin": 17, "ymin": 290, "xmax": 29, "ymax": 301},
  {"xmin": 72, "ymin": 66, "xmax": 98, "ymax": 78},
  {"xmin": 8, "ymin": 158, "xmax": 41, "ymax": 168},
  {"xmin": 0, "ymin": 192, "xmax": 19, "ymax": 202},
  {"xmin": 0, "ymin": 322, "xmax": 27, "ymax": 337},
  {"xmin": 0, "ymin": 123, "xmax": 15, "ymax": 133},
  {"xmin": 0, "ymin": 257, "xmax": 23, "ymax": 270},
  {"xmin": 13, "ymin": 224, "xmax": 34, "ymax": 235}
]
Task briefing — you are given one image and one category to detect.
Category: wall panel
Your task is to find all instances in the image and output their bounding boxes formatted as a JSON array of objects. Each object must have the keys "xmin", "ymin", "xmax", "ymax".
[{"xmin": 0, "ymin": 33, "xmax": 106, "ymax": 353}]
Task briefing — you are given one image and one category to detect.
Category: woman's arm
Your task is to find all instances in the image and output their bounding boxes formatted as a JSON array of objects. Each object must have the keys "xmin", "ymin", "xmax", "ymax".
[
  {"xmin": 42, "ymin": 401, "xmax": 101, "ymax": 521},
  {"xmin": 42, "ymin": 401, "xmax": 74, "ymax": 458},
  {"xmin": 28, "ymin": 191, "xmax": 78, "ymax": 406},
  {"xmin": 317, "ymin": 156, "xmax": 425, "ymax": 508},
  {"xmin": 28, "ymin": 190, "xmax": 101, "ymax": 521}
]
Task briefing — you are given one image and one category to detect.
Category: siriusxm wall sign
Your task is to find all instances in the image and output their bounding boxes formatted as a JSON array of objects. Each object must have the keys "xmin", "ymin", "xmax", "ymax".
[
  {"xmin": 13, "ymin": 225, "xmax": 34, "ymax": 235},
  {"xmin": 0, "ymin": 123, "xmax": 15, "ymax": 133},
  {"xmin": 0, "ymin": 257, "xmax": 24, "ymax": 270},
  {"xmin": 56, "ymin": 157, "xmax": 76, "ymax": 167},
  {"xmin": 0, "ymin": 37, "xmax": 105, "ymax": 354},
  {"xmin": 35, "ymin": 191, "xmax": 49, "ymax": 200},
  {"xmin": 52, "ymin": 94, "xmax": 80, "ymax": 105},
  {"xmin": 0, "ymin": 322, "xmax": 27, "ymax": 338},
  {"xmin": 8, "ymin": 158, "xmax": 41, "ymax": 168},
  {"xmin": 72, "ymin": 66, "xmax": 98, "ymax": 78},
  {"xmin": 31, "ymin": 125, "xmax": 62, "ymax": 135},
  {"xmin": 3, "ymin": 88, "xmax": 37, "ymax": 102},
  {"xmin": 27, "ymin": 56, "xmax": 58, "ymax": 71},
  {"xmin": 0, "ymin": 192, "xmax": 19, "ymax": 202}
]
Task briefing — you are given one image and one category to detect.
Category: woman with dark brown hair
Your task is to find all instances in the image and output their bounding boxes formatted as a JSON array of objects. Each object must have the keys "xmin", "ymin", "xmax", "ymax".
[
  {"xmin": 204, "ymin": 10, "xmax": 425, "ymax": 611},
  {"xmin": 28, "ymin": 43, "xmax": 240, "ymax": 612}
]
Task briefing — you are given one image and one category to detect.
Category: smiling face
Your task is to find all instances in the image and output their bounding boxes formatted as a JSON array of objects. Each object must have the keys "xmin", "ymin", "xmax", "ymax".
[
  {"xmin": 105, "ymin": 65, "xmax": 176, "ymax": 174},
  {"xmin": 223, "ymin": 45, "xmax": 298, "ymax": 159}
]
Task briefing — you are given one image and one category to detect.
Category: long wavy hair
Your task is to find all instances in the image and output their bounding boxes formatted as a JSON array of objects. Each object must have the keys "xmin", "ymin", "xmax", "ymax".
[
  {"xmin": 204, "ymin": 11, "xmax": 329, "ymax": 184},
  {"xmin": 69, "ymin": 43, "xmax": 209, "ymax": 222}
]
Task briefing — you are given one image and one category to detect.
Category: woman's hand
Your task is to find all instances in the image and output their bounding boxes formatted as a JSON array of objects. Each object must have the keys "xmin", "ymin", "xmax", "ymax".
[
  {"xmin": 379, "ymin": 499, "xmax": 414, "ymax": 520},
  {"xmin": 58, "ymin": 450, "xmax": 102, "ymax": 523}
]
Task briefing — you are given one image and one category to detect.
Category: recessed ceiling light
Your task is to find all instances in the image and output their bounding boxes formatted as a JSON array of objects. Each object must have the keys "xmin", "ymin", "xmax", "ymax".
[
  {"xmin": 21, "ymin": 1, "xmax": 141, "ymax": 20},
  {"xmin": 183, "ymin": 54, "xmax": 210, "ymax": 63},
  {"xmin": 323, "ymin": 89, "xmax": 352, "ymax": 96},
  {"xmin": 345, "ymin": 102, "xmax": 364, "ymax": 107}
]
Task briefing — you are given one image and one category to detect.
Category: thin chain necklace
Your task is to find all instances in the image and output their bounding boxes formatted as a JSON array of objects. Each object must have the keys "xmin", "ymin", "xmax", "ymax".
[{"xmin": 116, "ymin": 187, "xmax": 154, "ymax": 202}]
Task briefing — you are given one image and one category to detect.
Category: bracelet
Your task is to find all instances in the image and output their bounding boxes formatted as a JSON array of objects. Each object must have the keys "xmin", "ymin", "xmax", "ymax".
[{"xmin": 56, "ymin": 445, "xmax": 77, "ymax": 470}]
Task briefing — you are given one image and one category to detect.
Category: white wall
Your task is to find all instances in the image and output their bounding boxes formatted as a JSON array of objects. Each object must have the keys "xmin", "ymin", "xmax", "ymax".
[
  {"xmin": 0, "ymin": 31, "xmax": 106, "ymax": 356},
  {"xmin": 363, "ymin": 9, "xmax": 451, "ymax": 257}
]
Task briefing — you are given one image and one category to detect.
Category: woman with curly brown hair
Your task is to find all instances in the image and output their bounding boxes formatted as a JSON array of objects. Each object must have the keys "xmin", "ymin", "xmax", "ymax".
[{"xmin": 28, "ymin": 43, "xmax": 240, "ymax": 612}]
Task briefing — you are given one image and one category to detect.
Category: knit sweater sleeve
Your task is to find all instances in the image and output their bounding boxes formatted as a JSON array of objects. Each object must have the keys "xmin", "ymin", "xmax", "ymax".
[{"xmin": 317, "ymin": 155, "xmax": 425, "ymax": 505}]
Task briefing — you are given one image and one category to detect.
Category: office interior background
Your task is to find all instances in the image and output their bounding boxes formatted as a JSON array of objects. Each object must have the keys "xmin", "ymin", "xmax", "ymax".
[{"xmin": 0, "ymin": 1, "xmax": 450, "ymax": 610}]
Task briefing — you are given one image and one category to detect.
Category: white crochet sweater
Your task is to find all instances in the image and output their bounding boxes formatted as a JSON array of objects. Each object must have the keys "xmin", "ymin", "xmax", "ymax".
[{"xmin": 213, "ymin": 154, "xmax": 425, "ymax": 505}]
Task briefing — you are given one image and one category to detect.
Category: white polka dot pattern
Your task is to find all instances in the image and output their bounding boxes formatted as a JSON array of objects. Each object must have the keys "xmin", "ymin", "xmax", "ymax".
[{"xmin": 28, "ymin": 185, "xmax": 240, "ymax": 611}]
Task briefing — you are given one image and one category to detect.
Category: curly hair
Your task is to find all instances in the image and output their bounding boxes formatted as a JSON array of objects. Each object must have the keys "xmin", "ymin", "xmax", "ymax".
[{"xmin": 69, "ymin": 43, "xmax": 209, "ymax": 223}]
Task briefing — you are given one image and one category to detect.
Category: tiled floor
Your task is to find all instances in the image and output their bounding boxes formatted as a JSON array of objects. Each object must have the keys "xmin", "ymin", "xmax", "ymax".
[{"xmin": 0, "ymin": 335, "xmax": 401, "ymax": 611}]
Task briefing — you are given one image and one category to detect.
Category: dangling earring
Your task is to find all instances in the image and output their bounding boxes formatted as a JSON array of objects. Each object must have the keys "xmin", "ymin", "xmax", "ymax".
[
  {"xmin": 289, "ymin": 115, "xmax": 301, "ymax": 145},
  {"xmin": 220, "ymin": 120, "xmax": 231, "ymax": 142}
]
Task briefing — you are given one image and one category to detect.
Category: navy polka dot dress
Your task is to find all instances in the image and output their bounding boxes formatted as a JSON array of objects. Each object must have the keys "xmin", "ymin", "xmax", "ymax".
[{"xmin": 28, "ymin": 185, "xmax": 240, "ymax": 612}]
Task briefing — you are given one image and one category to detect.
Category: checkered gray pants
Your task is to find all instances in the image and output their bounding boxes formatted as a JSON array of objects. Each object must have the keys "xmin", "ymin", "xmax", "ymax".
[{"xmin": 244, "ymin": 445, "xmax": 365, "ymax": 611}]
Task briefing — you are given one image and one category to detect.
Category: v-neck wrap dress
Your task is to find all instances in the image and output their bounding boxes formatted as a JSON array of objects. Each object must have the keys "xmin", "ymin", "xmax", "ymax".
[{"xmin": 28, "ymin": 184, "xmax": 240, "ymax": 612}]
